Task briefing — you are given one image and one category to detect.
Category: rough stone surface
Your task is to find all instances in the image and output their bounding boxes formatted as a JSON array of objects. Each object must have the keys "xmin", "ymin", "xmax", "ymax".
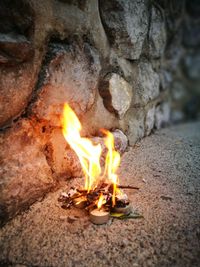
[
  {"xmin": 100, "ymin": 0, "xmax": 148, "ymax": 59},
  {"xmin": 0, "ymin": 120, "xmax": 54, "ymax": 225},
  {"xmin": 0, "ymin": 33, "xmax": 34, "ymax": 65},
  {"xmin": 145, "ymin": 106, "xmax": 156, "ymax": 135},
  {"xmin": 155, "ymin": 102, "xmax": 170, "ymax": 129},
  {"xmin": 116, "ymin": 57, "xmax": 137, "ymax": 82},
  {"xmin": 86, "ymin": 0, "xmax": 110, "ymax": 59},
  {"xmin": 46, "ymin": 128, "xmax": 83, "ymax": 178},
  {"xmin": 149, "ymin": 7, "xmax": 166, "ymax": 58},
  {"xmin": 166, "ymin": 0, "xmax": 200, "ymax": 120},
  {"xmin": 92, "ymin": 128, "xmax": 128, "ymax": 159},
  {"xmin": 0, "ymin": 62, "xmax": 38, "ymax": 128},
  {"xmin": 182, "ymin": 17, "xmax": 200, "ymax": 48},
  {"xmin": 171, "ymin": 81, "xmax": 188, "ymax": 102},
  {"xmin": 81, "ymin": 92, "xmax": 119, "ymax": 136},
  {"xmin": 0, "ymin": 121, "xmax": 199, "ymax": 267},
  {"xmin": 134, "ymin": 62, "xmax": 160, "ymax": 106},
  {"xmin": 124, "ymin": 108, "xmax": 145, "ymax": 146},
  {"xmin": 31, "ymin": 41, "xmax": 101, "ymax": 126},
  {"xmin": 99, "ymin": 73, "xmax": 133, "ymax": 118},
  {"xmin": 186, "ymin": 0, "xmax": 200, "ymax": 18},
  {"xmin": 170, "ymin": 78, "xmax": 200, "ymax": 123},
  {"xmin": 165, "ymin": 40, "xmax": 184, "ymax": 72},
  {"xmin": 112, "ymin": 129, "xmax": 128, "ymax": 154},
  {"xmin": 159, "ymin": 69, "xmax": 172, "ymax": 91},
  {"xmin": 182, "ymin": 51, "xmax": 200, "ymax": 81},
  {"xmin": 0, "ymin": 0, "xmax": 38, "ymax": 128},
  {"xmin": 0, "ymin": 0, "xmax": 34, "ymax": 38}
]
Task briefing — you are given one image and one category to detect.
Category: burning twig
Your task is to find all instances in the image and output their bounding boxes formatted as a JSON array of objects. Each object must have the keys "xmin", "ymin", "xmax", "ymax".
[
  {"xmin": 58, "ymin": 181, "xmax": 142, "ymax": 224},
  {"xmin": 77, "ymin": 184, "xmax": 139, "ymax": 193}
]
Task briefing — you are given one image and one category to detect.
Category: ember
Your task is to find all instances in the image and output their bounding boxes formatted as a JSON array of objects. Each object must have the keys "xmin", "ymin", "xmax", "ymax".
[{"xmin": 59, "ymin": 103, "xmax": 140, "ymax": 224}]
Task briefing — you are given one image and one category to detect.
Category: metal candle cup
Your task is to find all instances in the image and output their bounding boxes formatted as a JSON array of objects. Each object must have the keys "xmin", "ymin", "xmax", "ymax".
[
  {"xmin": 113, "ymin": 203, "xmax": 132, "ymax": 215},
  {"xmin": 89, "ymin": 208, "xmax": 110, "ymax": 225}
]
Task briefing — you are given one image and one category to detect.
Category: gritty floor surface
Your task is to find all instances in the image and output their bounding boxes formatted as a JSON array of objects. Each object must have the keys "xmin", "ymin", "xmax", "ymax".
[{"xmin": 0, "ymin": 121, "xmax": 200, "ymax": 267}]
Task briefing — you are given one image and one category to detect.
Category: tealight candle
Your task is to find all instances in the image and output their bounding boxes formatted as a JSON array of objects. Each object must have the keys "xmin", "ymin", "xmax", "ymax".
[{"xmin": 89, "ymin": 209, "xmax": 110, "ymax": 225}]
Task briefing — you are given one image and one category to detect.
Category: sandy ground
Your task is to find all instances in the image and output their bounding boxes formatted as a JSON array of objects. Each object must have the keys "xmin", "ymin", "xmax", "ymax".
[{"xmin": 0, "ymin": 121, "xmax": 200, "ymax": 267}]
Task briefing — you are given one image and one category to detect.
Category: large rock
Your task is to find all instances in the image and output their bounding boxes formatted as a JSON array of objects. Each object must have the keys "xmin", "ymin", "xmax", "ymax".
[
  {"xmin": 164, "ymin": 0, "xmax": 184, "ymax": 38},
  {"xmin": 0, "ymin": 0, "xmax": 34, "ymax": 37},
  {"xmin": 31, "ymin": 41, "xmax": 101, "ymax": 126},
  {"xmin": 123, "ymin": 108, "xmax": 145, "ymax": 146},
  {"xmin": 159, "ymin": 69, "xmax": 172, "ymax": 91},
  {"xmin": 116, "ymin": 57, "xmax": 137, "ymax": 82},
  {"xmin": 186, "ymin": 0, "xmax": 200, "ymax": 18},
  {"xmin": 112, "ymin": 129, "xmax": 128, "ymax": 154},
  {"xmin": 81, "ymin": 92, "xmax": 119, "ymax": 136},
  {"xmin": 99, "ymin": 73, "xmax": 133, "ymax": 118},
  {"xmin": 145, "ymin": 106, "xmax": 156, "ymax": 135},
  {"xmin": 182, "ymin": 51, "xmax": 200, "ymax": 81},
  {"xmin": 92, "ymin": 129, "xmax": 128, "ymax": 155},
  {"xmin": 100, "ymin": 0, "xmax": 148, "ymax": 60},
  {"xmin": 155, "ymin": 102, "xmax": 170, "ymax": 129},
  {"xmin": 0, "ymin": 62, "xmax": 38, "ymax": 128},
  {"xmin": 0, "ymin": 33, "xmax": 34, "ymax": 65},
  {"xmin": 46, "ymin": 128, "xmax": 83, "ymax": 178},
  {"xmin": 165, "ymin": 34, "xmax": 184, "ymax": 72},
  {"xmin": 86, "ymin": 0, "xmax": 110, "ymax": 59},
  {"xmin": 183, "ymin": 17, "xmax": 200, "ymax": 48},
  {"xmin": 170, "ymin": 80, "xmax": 189, "ymax": 123},
  {"xmin": 171, "ymin": 80, "xmax": 188, "ymax": 102},
  {"xmin": 170, "ymin": 78, "xmax": 200, "ymax": 122},
  {"xmin": 149, "ymin": 6, "xmax": 166, "ymax": 58},
  {"xmin": 134, "ymin": 62, "xmax": 160, "ymax": 106},
  {"xmin": 0, "ymin": 0, "xmax": 37, "ymax": 128},
  {"xmin": 0, "ymin": 120, "xmax": 54, "ymax": 224}
]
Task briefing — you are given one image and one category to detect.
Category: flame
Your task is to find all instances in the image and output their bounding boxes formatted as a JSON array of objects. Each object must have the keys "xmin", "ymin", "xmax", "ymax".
[
  {"xmin": 61, "ymin": 103, "xmax": 121, "ymax": 206},
  {"xmin": 61, "ymin": 103, "xmax": 102, "ymax": 191},
  {"xmin": 97, "ymin": 193, "xmax": 106, "ymax": 209},
  {"xmin": 102, "ymin": 129, "xmax": 121, "ymax": 207}
]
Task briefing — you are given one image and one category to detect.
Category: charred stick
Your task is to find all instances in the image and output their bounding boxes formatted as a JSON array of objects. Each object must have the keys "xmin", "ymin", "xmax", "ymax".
[
  {"xmin": 85, "ymin": 202, "xmax": 97, "ymax": 211},
  {"xmin": 117, "ymin": 185, "xmax": 139, "ymax": 190},
  {"xmin": 77, "ymin": 189, "xmax": 88, "ymax": 193},
  {"xmin": 77, "ymin": 185, "xmax": 139, "ymax": 192},
  {"xmin": 71, "ymin": 193, "xmax": 86, "ymax": 200}
]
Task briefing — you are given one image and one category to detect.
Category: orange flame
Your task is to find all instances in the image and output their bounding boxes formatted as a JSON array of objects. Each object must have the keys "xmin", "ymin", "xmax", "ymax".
[
  {"xmin": 102, "ymin": 129, "xmax": 121, "ymax": 206},
  {"xmin": 61, "ymin": 104, "xmax": 102, "ymax": 191},
  {"xmin": 61, "ymin": 103, "xmax": 121, "ymax": 206},
  {"xmin": 97, "ymin": 193, "xmax": 106, "ymax": 209}
]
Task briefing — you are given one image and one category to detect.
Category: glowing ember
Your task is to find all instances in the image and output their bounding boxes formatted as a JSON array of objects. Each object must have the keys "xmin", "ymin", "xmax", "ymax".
[{"xmin": 61, "ymin": 103, "xmax": 121, "ymax": 206}]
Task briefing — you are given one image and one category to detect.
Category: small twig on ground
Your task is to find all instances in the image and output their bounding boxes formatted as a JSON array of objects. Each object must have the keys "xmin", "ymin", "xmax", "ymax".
[{"xmin": 118, "ymin": 185, "xmax": 139, "ymax": 190}]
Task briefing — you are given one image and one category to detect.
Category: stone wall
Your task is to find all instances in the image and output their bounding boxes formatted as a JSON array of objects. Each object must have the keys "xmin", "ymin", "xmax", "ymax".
[
  {"xmin": 160, "ymin": 0, "xmax": 200, "ymax": 122},
  {"xmin": 0, "ymin": 0, "xmax": 198, "ymax": 224}
]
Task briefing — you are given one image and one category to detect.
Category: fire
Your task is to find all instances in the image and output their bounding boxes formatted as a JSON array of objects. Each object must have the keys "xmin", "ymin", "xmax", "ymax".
[
  {"xmin": 97, "ymin": 193, "xmax": 106, "ymax": 209},
  {"xmin": 61, "ymin": 104, "xmax": 102, "ymax": 191},
  {"xmin": 61, "ymin": 103, "xmax": 121, "ymax": 206},
  {"xmin": 102, "ymin": 129, "xmax": 120, "ymax": 206}
]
